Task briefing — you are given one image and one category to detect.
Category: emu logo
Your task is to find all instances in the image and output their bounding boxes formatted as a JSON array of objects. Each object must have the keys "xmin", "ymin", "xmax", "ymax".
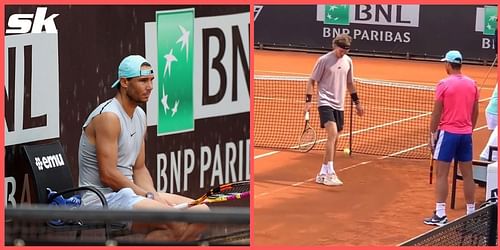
[{"xmin": 34, "ymin": 154, "xmax": 65, "ymax": 171}]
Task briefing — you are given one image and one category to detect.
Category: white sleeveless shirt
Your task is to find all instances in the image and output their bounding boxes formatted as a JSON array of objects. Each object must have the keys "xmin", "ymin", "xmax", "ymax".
[{"xmin": 78, "ymin": 98, "xmax": 146, "ymax": 205}]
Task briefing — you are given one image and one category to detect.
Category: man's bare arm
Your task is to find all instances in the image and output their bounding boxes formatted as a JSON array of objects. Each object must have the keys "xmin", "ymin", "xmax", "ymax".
[{"xmin": 93, "ymin": 113, "xmax": 146, "ymax": 194}]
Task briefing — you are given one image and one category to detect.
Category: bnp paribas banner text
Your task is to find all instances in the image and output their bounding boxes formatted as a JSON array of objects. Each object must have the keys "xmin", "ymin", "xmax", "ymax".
[{"xmin": 255, "ymin": 4, "xmax": 497, "ymax": 61}]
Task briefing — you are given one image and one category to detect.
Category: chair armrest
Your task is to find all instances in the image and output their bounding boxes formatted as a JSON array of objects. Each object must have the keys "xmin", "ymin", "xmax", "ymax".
[
  {"xmin": 47, "ymin": 186, "xmax": 108, "ymax": 208},
  {"xmin": 472, "ymin": 160, "xmax": 493, "ymax": 166},
  {"xmin": 46, "ymin": 186, "xmax": 112, "ymax": 240}
]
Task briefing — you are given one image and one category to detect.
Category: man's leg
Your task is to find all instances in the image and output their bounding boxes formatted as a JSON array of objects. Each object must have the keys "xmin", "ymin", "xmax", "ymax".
[
  {"xmin": 132, "ymin": 196, "xmax": 208, "ymax": 241},
  {"xmin": 458, "ymin": 161, "xmax": 475, "ymax": 214},
  {"xmin": 424, "ymin": 131, "xmax": 454, "ymax": 226},
  {"xmin": 457, "ymin": 133, "xmax": 476, "ymax": 215},
  {"xmin": 423, "ymin": 160, "xmax": 450, "ymax": 226},
  {"xmin": 321, "ymin": 122, "xmax": 343, "ymax": 186},
  {"xmin": 323, "ymin": 121, "xmax": 338, "ymax": 165},
  {"xmin": 480, "ymin": 126, "xmax": 498, "ymax": 161},
  {"xmin": 435, "ymin": 160, "xmax": 451, "ymax": 204}
]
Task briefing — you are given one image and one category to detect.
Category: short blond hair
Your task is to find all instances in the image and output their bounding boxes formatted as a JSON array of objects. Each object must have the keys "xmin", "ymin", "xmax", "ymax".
[{"xmin": 333, "ymin": 34, "xmax": 352, "ymax": 49}]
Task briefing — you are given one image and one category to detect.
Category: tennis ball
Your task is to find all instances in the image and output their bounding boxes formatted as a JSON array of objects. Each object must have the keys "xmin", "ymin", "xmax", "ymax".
[{"xmin": 343, "ymin": 148, "xmax": 351, "ymax": 155}]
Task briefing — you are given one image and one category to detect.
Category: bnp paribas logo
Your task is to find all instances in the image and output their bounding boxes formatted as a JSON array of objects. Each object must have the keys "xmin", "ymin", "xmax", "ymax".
[
  {"xmin": 156, "ymin": 9, "xmax": 194, "ymax": 136},
  {"xmin": 483, "ymin": 6, "xmax": 497, "ymax": 35},
  {"xmin": 324, "ymin": 4, "xmax": 350, "ymax": 25}
]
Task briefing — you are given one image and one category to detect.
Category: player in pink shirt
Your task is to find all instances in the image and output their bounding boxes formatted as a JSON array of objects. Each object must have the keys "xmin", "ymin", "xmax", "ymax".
[{"xmin": 425, "ymin": 50, "xmax": 479, "ymax": 226}]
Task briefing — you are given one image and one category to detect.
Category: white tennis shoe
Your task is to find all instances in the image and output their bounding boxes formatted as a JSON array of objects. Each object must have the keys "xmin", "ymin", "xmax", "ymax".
[
  {"xmin": 323, "ymin": 174, "xmax": 343, "ymax": 186},
  {"xmin": 315, "ymin": 173, "xmax": 343, "ymax": 186},
  {"xmin": 315, "ymin": 174, "xmax": 326, "ymax": 184}
]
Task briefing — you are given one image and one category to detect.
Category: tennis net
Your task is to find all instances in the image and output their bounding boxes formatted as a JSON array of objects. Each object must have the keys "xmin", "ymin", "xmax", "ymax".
[
  {"xmin": 399, "ymin": 202, "xmax": 497, "ymax": 246},
  {"xmin": 5, "ymin": 205, "xmax": 249, "ymax": 246},
  {"xmin": 254, "ymin": 75, "xmax": 435, "ymax": 159}
]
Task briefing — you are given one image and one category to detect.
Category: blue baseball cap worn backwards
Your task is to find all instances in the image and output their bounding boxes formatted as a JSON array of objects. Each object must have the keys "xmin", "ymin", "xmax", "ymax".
[
  {"xmin": 111, "ymin": 55, "xmax": 154, "ymax": 88},
  {"xmin": 440, "ymin": 50, "xmax": 462, "ymax": 64}
]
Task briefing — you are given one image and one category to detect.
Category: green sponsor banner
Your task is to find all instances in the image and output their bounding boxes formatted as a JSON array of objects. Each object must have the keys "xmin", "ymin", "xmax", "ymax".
[
  {"xmin": 325, "ymin": 4, "xmax": 349, "ymax": 25},
  {"xmin": 156, "ymin": 8, "xmax": 195, "ymax": 135},
  {"xmin": 484, "ymin": 6, "xmax": 497, "ymax": 35}
]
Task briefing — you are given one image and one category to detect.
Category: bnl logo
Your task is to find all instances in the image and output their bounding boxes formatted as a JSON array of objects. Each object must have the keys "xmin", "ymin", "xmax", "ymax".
[
  {"xmin": 156, "ymin": 9, "xmax": 195, "ymax": 136},
  {"xmin": 325, "ymin": 5, "xmax": 350, "ymax": 25},
  {"xmin": 483, "ymin": 6, "xmax": 497, "ymax": 35},
  {"xmin": 323, "ymin": 4, "xmax": 418, "ymax": 27},
  {"xmin": 154, "ymin": 9, "xmax": 249, "ymax": 136}
]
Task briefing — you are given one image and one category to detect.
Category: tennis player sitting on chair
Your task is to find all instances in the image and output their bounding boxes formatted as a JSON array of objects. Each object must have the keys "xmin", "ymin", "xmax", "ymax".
[
  {"xmin": 304, "ymin": 34, "xmax": 364, "ymax": 186},
  {"xmin": 78, "ymin": 55, "xmax": 208, "ymax": 241}
]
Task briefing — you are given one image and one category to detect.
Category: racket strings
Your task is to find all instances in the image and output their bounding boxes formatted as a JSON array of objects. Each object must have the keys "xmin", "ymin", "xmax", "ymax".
[
  {"xmin": 218, "ymin": 184, "xmax": 249, "ymax": 195},
  {"xmin": 299, "ymin": 129, "xmax": 316, "ymax": 151}
]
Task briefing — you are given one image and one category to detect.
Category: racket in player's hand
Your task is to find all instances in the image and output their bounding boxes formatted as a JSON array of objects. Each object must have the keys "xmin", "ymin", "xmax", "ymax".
[
  {"xmin": 429, "ymin": 152, "xmax": 434, "ymax": 184},
  {"xmin": 354, "ymin": 103, "xmax": 365, "ymax": 116},
  {"xmin": 298, "ymin": 111, "xmax": 317, "ymax": 153},
  {"xmin": 174, "ymin": 181, "xmax": 249, "ymax": 209},
  {"xmin": 429, "ymin": 131, "xmax": 438, "ymax": 152}
]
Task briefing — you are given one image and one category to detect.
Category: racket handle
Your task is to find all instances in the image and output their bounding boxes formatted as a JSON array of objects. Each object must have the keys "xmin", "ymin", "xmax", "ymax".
[
  {"xmin": 173, "ymin": 202, "xmax": 190, "ymax": 209},
  {"xmin": 305, "ymin": 111, "xmax": 310, "ymax": 121}
]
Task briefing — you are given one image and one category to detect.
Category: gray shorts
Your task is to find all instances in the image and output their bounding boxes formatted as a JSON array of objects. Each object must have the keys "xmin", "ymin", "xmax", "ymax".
[
  {"xmin": 81, "ymin": 188, "xmax": 146, "ymax": 230},
  {"xmin": 82, "ymin": 187, "xmax": 146, "ymax": 210}
]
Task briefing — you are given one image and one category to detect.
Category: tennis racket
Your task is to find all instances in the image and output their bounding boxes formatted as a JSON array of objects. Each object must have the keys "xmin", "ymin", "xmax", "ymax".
[
  {"xmin": 174, "ymin": 181, "xmax": 250, "ymax": 209},
  {"xmin": 429, "ymin": 152, "xmax": 434, "ymax": 184},
  {"xmin": 429, "ymin": 131, "xmax": 438, "ymax": 184},
  {"xmin": 479, "ymin": 55, "xmax": 497, "ymax": 91},
  {"xmin": 298, "ymin": 111, "xmax": 317, "ymax": 153}
]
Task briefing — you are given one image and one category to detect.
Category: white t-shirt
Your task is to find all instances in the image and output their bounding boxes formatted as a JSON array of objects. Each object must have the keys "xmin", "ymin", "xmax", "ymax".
[{"xmin": 310, "ymin": 51, "xmax": 353, "ymax": 111}]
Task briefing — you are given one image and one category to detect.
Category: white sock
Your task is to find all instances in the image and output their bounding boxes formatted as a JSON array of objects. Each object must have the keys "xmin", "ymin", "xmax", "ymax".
[
  {"xmin": 319, "ymin": 164, "xmax": 329, "ymax": 175},
  {"xmin": 436, "ymin": 203, "xmax": 446, "ymax": 217},
  {"xmin": 466, "ymin": 203, "xmax": 476, "ymax": 215},
  {"xmin": 327, "ymin": 161, "xmax": 336, "ymax": 175}
]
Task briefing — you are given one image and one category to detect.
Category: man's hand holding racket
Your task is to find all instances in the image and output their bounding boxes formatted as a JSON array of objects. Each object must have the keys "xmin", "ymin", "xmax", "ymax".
[
  {"xmin": 429, "ymin": 131, "xmax": 438, "ymax": 152},
  {"xmin": 304, "ymin": 94, "xmax": 312, "ymax": 114},
  {"xmin": 354, "ymin": 103, "xmax": 365, "ymax": 116},
  {"xmin": 174, "ymin": 181, "xmax": 249, "ymax": 209}
]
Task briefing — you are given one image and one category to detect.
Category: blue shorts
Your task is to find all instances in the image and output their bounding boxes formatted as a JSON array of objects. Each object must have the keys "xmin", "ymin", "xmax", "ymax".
[{"xmin": 433, "ymin": 131, "xmax": 473, "ymax": 162}]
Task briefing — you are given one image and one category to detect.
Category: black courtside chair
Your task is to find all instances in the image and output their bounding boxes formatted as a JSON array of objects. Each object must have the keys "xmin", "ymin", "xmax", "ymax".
[
  {"xmin": 450, "ymin": 145, "xmax": 498, "ymax": 209},
  {"xmin": 21, "ymin": 140, "xmax": 118, "ymax": 241}
]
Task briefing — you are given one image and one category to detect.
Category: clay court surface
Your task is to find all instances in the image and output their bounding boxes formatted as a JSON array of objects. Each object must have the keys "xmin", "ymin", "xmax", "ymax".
[{"xmin": 253, "ymin": 49, "xmax": 497, "ymax": 246}]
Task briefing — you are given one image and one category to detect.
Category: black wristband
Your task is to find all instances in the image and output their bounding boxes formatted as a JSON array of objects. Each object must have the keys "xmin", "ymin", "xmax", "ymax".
[
  {"xmin": 350, "ymin": 92, "xmax": 360, "ymax": 105},
  {"xmin": 305, "ymin": 94, "xmax": 312, "ymax": 103}
]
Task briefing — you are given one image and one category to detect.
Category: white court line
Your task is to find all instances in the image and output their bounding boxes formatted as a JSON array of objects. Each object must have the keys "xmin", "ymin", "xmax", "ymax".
[
  {"xmin": 255, "ymin": 124, "xmax": 489, "ymax": 198},
  {"xmin": 254, "ymin": 151, "xmax": 280, "ymax": 159}
]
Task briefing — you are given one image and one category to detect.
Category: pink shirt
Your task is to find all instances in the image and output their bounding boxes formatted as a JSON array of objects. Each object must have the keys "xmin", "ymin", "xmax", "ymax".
[{"xmin": 435, "ymin": 74, "xmax": 478, "ymax": 134}]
